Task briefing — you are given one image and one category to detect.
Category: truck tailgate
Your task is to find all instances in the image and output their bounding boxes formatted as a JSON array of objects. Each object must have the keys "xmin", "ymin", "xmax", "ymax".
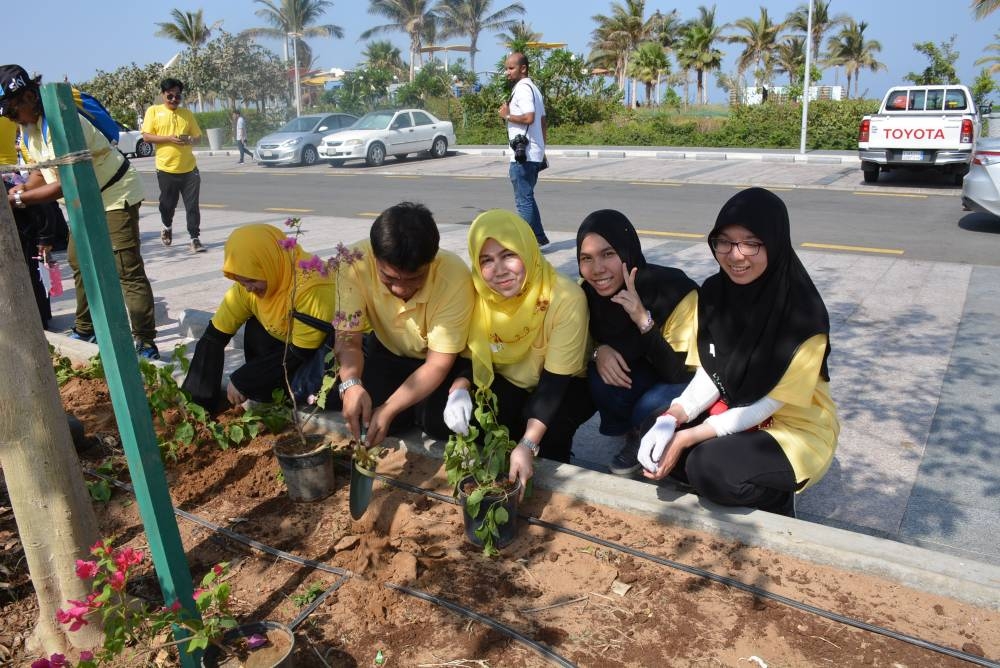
[{"xmin": 868, "ymin": 115, "xmax": 966, "ymax": 149}]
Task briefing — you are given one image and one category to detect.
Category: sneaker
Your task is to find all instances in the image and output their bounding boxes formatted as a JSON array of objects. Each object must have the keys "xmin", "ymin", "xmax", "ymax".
[
  {"xmin": 68, "ymin": 329, "xmax": 97, "ymax": 343},
  {"xmin": 608, "ymin": 431, "xmax": 642, "ymax": 476},
  {"xmin": 136, "ymin": 340, "xmax": 160, "ymax": 360},
  {"xmin": 190, "ymin": 238, "xmax": 206, "ymax": 253},
  {"xmin": 160, "ymin": 227, "xmax": 172, "ymax": 246}
]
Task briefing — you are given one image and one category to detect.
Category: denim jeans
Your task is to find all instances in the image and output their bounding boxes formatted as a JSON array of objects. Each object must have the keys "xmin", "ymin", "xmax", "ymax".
[
  {"xmin": 508, "ymin": 160, "xmax": 548, "ymax": 244},
  {"xmin": 588, "ymin": 360, "xmax": 688, "ymax": 436}
]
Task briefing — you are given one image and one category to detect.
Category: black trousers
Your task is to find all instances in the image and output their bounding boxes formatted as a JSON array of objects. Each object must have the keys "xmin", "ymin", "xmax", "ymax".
[
  {"xmin": 156, "ymin": 168, "xmax": 201, "ymax": 238},
  {"xmin": 669, "ymin": 428, "xmax": 800, "ymax": 515},
  {"xmin": 486, "ymin": 373, "xmax": 593, "ymax": 464},
  {"xmin": 7, "ymin": 184, "xmax": 51, "ymax": 328},
  {"xmin": 236, "ymin": 140, "xmax": 253, "ymax": 162}
]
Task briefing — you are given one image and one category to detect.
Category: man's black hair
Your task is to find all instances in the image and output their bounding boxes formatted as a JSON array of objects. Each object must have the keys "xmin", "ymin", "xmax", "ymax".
[
  {"xmin": 510, "ymin": 52, "xmax": 529, "ymax": 71},
  {"xmin": 160, "ymin": 78, "xmax": 185, "ymax": 93},
  {"xmin": 370, "ymin": 202, "xmax": 440, "ymax": 272}
]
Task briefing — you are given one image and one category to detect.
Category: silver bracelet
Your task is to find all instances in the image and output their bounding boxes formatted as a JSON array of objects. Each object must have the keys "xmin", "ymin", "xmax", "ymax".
[
  {"xmin": 519, "ymin": 437, "xmax": 540, "ymax": 457},
  {"xmin": 338, "ymin": 377, "xmax": 363, "ymax": 398},
  {"xmin": 638, "ymin": 310, "xmax": 654, "ymax": 334}
]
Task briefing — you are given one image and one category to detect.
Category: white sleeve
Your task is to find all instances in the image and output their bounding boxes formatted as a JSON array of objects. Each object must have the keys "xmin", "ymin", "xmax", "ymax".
[
  {"xmin": 704, "ymin": 396, "xmax": 784, "ymax": 436},
  {"xmin": 672, "ymin": 367, "xmax": 720, "ymax": 421}
]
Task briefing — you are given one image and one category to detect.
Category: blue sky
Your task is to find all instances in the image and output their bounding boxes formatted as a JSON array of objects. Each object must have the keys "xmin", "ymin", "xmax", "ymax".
[{"xmin": 9, "ymin": 1, "xmax": 997, "ymax": 102}]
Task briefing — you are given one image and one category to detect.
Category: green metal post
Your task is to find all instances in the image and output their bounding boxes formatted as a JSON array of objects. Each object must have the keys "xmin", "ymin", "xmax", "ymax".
[{"xmin": 40, "ymin": 83, "xmax": 200, "ymax": 668}]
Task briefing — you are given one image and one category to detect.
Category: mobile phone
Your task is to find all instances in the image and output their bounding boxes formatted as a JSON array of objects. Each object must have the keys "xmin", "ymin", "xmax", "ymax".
[{"xmin": 178, "ymin": 134, "xmax": 191, "ymax": 143}]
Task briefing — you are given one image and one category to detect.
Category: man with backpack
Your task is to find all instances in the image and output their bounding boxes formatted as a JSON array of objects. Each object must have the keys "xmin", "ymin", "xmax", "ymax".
[
  {"xmin": 1, "ymin": 64, "xmax": 159, "ymax": 359},
  {"xmin": 141, "ymin": 78, "xmax": 205, "ymax": 253}
]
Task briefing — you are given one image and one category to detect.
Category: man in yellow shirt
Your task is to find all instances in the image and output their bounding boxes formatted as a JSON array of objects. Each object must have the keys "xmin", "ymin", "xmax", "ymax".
[
  {"xmin": 141, "ymin": 78, "xmax": 204, "ymax": 253},
  {"xmin": 335, "ymin": 202, "xmax": 475, "ymax": 447},
  {"xmin": 1, "ymin": 64, "xmax": 159, "ymax": 358}
]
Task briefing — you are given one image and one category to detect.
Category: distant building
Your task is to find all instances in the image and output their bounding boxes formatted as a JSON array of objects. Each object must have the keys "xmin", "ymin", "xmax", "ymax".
[{"xmin": 735, "ymin": 85, "xmax": 844, "ymax": 105}]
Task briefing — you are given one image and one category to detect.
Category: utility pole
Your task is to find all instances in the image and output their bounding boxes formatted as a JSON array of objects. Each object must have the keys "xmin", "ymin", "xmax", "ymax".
[
  {"xmin": 799, "ymin": 0, "xmax": 814, "ymax": 154},
  {"xmin": 289, "ymin": 32, "xmax": 302, "ymax": 118}
]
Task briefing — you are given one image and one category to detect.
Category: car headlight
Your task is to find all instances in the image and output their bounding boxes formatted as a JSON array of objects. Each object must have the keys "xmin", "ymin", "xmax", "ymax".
[
  {"xmin": 342, "ymin": 138, "xmax": 363, "ymax": 146},
  {"xmin": 281, "ymin": 138, "xmax": 302, "ymax": 147}
]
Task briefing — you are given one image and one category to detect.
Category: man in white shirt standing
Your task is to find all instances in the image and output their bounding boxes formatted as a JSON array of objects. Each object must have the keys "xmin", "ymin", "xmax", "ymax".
[
  {"xmin": 233, "ymin": 109, "xmax": 253, "ymax": 164},
  {"xmin": 499, "ymin": 52, "xmax": 549, "ymax": 246}
]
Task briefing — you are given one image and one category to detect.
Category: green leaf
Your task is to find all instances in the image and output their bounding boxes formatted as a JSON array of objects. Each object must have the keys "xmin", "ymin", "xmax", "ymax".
[{"xmin": 229, "ymin": 424, "xmax": 245, "ymax": 444}]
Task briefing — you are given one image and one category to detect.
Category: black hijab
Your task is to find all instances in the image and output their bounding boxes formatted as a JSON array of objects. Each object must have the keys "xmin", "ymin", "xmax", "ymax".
[
  {"xmin": 577, "ymin": 210, "xmax": 696, "ymax": 364},
  {"xmin": 698, "ymin": 188, "xmax": 830, "ymax": 406}
]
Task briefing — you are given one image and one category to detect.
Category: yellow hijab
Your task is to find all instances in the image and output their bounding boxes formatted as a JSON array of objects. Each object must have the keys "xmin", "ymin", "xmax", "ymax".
[
  {"xmin": 468, "ymin": 210, "xmax": 556, "ymax": 389},
  {"xmin": 222, "ymin": 224, "xmax": 335, "ymax": 339}
]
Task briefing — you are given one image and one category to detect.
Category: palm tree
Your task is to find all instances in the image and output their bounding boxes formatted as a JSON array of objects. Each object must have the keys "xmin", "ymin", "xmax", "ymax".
[
  {"xmin": 588, "ymin": 0, "xmax": 653, "ymax": 106},
  {"xmin": 434, "ymin": 0, "xmax": 525, "ymax": 76},
  {"xmin": 727, "ymin": 6, "xmax": 782, "ymax": 88},
  {"xmin": 154, "ymin": 8, "xmax": 221, "ymax": 49},
  {"xmin": 362, "ymin": 40, "xmax": 408, "ymax": 79},
  {"xmin": 776, "ymin": 35, "xmax": 806, "ymax": 87},
  {"xmin": 785, "ymin": 0, "xmax": 849, "ymax": 68},
  {"xmin": 826, "ymin": 19, "xmax": 884, "ymax": 99},
  {"xmin": 496, "ymin": 20, "xmax": 541, "ymax": 47},
  {"xmin": 628, "ymin": 41, "xmax": 669, "ymax": 106},
  {"xmin": 972, "ymin": 0, "xmax": 1000, "ymax": 18},
  {"xmin": 975, "ymin": 31, "xmax": 1000, "ymax": 75},
  {"xmin": 362, "ymin": 0, "xmax": 437, "ymax": 82},
  {"xmin": 676, "ymin": 5, "xmax": 725, "ymax": 105}
]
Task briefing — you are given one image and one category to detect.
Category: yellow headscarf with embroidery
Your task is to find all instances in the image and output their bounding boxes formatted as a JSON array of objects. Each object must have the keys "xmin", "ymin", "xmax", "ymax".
[
  {"xmin": 222, "ymin": 224, "xmax": 335, "ymax": 339},
  {"xmin": 468, "ymin": 210, "xmax": 555, "ymax": 389}
]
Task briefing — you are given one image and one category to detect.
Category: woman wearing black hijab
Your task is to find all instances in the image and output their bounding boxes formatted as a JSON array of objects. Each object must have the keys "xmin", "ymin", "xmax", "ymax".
[
  {"xmin": 576, "ymin": 210, "xmax": 698, "ymax": 475},
  {"xmin": 637, "ymin": 188, "xmax": 839, "ymax": 516}
]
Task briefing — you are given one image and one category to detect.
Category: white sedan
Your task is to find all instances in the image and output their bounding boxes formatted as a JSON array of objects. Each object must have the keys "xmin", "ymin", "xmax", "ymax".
[
  {"xmin": 961, "ymin": 138, "xmax": 1000, "ymax": 219},
  {"xmin": 318, "ymin": 109, "xmax": 456, "ymax": 167},
  {"xmin": 115, "ymin": 122, "xmax": 153, "ymax": 158}
]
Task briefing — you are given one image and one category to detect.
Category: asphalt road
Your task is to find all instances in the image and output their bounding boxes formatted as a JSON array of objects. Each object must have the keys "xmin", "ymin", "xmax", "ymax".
[{"xmin": 136, "ymin": 153, "xmax": 1000, "ymax": 266}]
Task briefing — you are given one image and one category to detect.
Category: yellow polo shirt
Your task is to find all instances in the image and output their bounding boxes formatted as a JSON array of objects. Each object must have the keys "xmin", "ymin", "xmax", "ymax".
[
  {"xmin": 686, "ymin": 331, "xmax": 839, "ymax": 490},
  {"xmin": 142, "ymin": 104, "xmax": 201, "ymax": 173},
  {"xmin": 0, "ymin": 118, "xmax": 17, "ymax": 165},
  {"xmin": 211, "ymin": 281, "xmax": 336, "ymax": 349},
  {"xmin": 22, "ymin": 116, "xmax": 144, "ymax": 212},
  {"xmin": 495, "ymin": 273, "xmax": 589, "ymax": 390},
  {"xmin": 336, "ymin": 241, "xmax": 474, "ymax": 358}
]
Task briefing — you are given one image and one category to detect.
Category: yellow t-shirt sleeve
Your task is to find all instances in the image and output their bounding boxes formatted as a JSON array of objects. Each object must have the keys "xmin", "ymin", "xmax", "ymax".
[
  {"xmin": 768, "ymin": 334, "xmax": 828, "ymax": 407},
  {"xmin": 140, "ymin": 107, "xmax": 154, "ymax": 135},
  {"xmin": 662, "ymin": 289, "xmax": 698, "ymax": 354},
  {"xmin": 210, "ymin": 285, "xmax": 254, "ymax": 335},
  {"xmin": 542, "ymin": 278, "xmax": 589, "ymax": 376},
  {"xmin": 334, "ymin": 250, "xmax": 370, "ymax": 333},
  {"xmin": 426, "ymin": 257, "xmax": 475, "ymax": 354}
]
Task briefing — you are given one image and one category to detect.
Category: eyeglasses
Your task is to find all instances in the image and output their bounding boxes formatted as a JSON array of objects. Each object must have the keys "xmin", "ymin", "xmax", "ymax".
[
  {"xmin": 164, "ymin": 93, "xmax": 183, "ymax": 101},
  {"xmin": 709, "ymin": 238, "xmax": 764, "ymax": 256}
]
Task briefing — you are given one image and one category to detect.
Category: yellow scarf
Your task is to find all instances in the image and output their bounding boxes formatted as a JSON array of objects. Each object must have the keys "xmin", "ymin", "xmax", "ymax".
[
  {"xmin": 468, "ymin": 210, "xmax": 555, "ymax": 389},
  {"xmin": 222, "ymin": 224, "xmax": 334, "ymax": 339}
]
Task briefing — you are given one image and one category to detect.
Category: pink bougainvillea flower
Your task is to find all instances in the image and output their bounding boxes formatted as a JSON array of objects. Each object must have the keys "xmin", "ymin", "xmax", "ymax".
[
  {"xmin": 89, "ymin": 539, "xmax": 110, "ymax": 556},
  {"xmin": 30, "ymin": 659, "xmax": 52, "ymax": 668},
  {"xmin": 298, "ymin": 254, "xmax": 328, "ymax": 276},
  {"xmin": 193, "ymin": 587, "xmax": 207, "ymax": 601},
  {"xmin": 278, "ymin": 237, "xmax": 298, "ymax": 251},
  {"xmin": 169, "ymin": 600, "xmax": 182, "ymax": 613},
  {"xmin": 284, "ymin": 216, "xmax": 301, "ymax": 228},
  {"xmin": 47, "ymin": 655, "xmax": 68, "ymax": 667},
  {"xmin": 75, "ymin": 559, "xmax": 99, "ymax": 579},
  {"xmin": 79, "ymin": 651, "xmax": 94, "ymax": 661},
  {"xmin": 108, "ymin": 570, "xmax": 126, "ymax": 591},
  {"xmin": 246, "ymin": 634, "xmax": 268, "ymax": 649},
  {"xmin": 56, "ymin": 601, "xmax": 91, "ymax": 632},
  {"xmin": 213, "ymin": 564, "xmax": 225, "ymax": 576},
  {"xmin": 113, "ymin": 547, "xmax": 144, "ymax": 573}
]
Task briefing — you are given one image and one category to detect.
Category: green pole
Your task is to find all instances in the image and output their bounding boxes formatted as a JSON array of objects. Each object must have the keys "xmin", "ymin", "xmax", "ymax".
[{"xmin": 40, "ymin": 83, "xmax": 200, "ymax": 668}]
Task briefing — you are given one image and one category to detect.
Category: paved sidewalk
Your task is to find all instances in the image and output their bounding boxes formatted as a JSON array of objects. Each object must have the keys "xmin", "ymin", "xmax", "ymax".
[{"xmin": 47, "ymin": 148, "xmax": 1000, "ymax": 601}]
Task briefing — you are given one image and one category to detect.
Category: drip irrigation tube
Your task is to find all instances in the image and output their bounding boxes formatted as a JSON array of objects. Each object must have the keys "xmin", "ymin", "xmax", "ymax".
[
  {"xmin": 362, "ymin": 470, "xmax": 1000, "ymax": 668},
  {"xmin": 288, "ymin": 576, "xmax": 351, "ymax": 631}
]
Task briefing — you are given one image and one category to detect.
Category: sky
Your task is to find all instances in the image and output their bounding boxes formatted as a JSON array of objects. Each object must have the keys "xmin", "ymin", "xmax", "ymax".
[{"xmin": 7, "ymin": 1, "xmax": 997, "ymax": 103}]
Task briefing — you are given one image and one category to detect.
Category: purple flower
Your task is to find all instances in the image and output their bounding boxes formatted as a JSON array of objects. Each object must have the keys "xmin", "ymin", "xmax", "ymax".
[
  {"xmin": 327, "ymin": 243, "xmax": 364, "ymax": 271},
  {"xmin": 278, "ymin": 237, "xmax": 298, "ymax": 251},
  {"xmin": 298, "ymin": 254, "xmax": 328, "ymax": 276},
  {"xmin": 246, "ymin": 633, "xmax": 268, "ymax": 649}
]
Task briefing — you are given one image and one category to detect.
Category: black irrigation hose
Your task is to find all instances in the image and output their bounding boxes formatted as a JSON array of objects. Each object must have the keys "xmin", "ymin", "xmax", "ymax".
[
  {"xmin": 367, "ymin": 473, "xmax": 1000, "ymax": 668},
  {"xmin": 384, "ymin": 582, "xmax": 575, "ymax": 668},
  {"xmin": 84, "ymin": 468, "xmax": 569, "ymax": 664}
]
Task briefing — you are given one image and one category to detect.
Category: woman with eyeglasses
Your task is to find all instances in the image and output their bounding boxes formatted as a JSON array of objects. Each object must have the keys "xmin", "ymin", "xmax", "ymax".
[
  {"xmin": 442, "ymin": 210, "xmax": 593, "ymax": 493},
  {"xmin": 637, "ymin": 188, "xmax": 839, "ymax": 517},
  {"xmin": 576, "ymin": 210, "xmax": 698, "ymax": 476}
]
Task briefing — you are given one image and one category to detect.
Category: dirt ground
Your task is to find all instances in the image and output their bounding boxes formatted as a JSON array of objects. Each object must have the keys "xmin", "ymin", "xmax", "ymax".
[{"xmin": 1, "ymin": 376, "xmax": 998, "ymax": 667}]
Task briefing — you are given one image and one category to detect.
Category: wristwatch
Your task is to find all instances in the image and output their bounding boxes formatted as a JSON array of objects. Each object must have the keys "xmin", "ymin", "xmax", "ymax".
[
  {"xmin": 338, "ymin": 378, "xmax": 363, "ymax": 398},
  {"xmin": 13, "ymin": 190, "xmax": 25, "ymax": 209},
  {"xmin": 519, "ymin": 437, "xmax": 540, "ymax": 457}
]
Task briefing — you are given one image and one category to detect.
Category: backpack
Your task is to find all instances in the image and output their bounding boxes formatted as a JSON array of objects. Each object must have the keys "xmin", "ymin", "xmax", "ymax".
[{"xmin": 71, "ymin": 88, "xmax": 120, "ymax": 144}]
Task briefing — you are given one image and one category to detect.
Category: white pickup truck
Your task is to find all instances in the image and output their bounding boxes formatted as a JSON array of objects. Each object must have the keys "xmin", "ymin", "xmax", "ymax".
[{"xmin": 858, "ymin": 84, "xmax": 980, "ymax": 185}]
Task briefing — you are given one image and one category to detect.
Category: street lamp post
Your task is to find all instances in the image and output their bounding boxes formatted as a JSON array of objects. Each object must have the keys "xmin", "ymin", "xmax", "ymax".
[
  {"xmin": 799, "ymin": 0, "xmax": 814, "ymax": 154},
  {"xmin": 289, "ymin": 32, "xmax": 302, "ymax": 118}
]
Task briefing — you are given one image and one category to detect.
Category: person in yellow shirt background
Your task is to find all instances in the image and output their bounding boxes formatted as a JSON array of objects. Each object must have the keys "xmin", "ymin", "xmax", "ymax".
[
  {"xmin": 638, "ymin": 188, "xmax": 839, "ymax": 518},
  {"xmin": 141, "ymin": 77, "xmax": 204, "ymax": 253},
  {"xmin": 443, "ymin": 210, "xmax": 594, "ymax": 493}
]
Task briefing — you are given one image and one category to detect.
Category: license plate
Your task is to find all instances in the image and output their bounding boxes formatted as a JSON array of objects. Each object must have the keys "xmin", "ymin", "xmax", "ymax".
[
  {"xmin": 261, "ymin": 151, "xmax": 274, "ymax": 158},
  {"xmin": 901, "ymin": 150, "xmax": 923, "ymax": 161}
]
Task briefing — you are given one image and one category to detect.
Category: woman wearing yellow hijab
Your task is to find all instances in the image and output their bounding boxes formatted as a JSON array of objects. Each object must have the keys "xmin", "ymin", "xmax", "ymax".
[
  {"xmin": 443, "ymin": 210, "xmax": 592, "ymax": 489},
  {"xmin": 182, "ymin": 223, "xmax": 336, "ymax": 410}
]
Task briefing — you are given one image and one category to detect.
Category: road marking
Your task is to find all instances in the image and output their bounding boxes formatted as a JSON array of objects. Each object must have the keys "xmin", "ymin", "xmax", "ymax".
[
  {"xmin": 384, "ymin": 175, "xmax": 420, "ymax": 179},
  {"xmin": 201, "ymin": 204, "xmax": 226, "ymax": 209},
  {"xmin": 356, "ymin": 212, "xmax": 382, "ymax": 218},
  {"xmin": 456, "ymin": 176, "xmax": 493, "ymax": 180},
  {"xmin": 628, "ymin": 181, "xmax": 681, "ymax": 187},
  {"xmin": 853, "ymin": 191, "xmax": 927, "ymax": 199},
  {"xmin": 325, "ymin": 172, "xmax": 358, "ymax": 176},
  {"xmin": 544, "ymin": 177, "xmax": 582, "ymax": 183},
  {"xmin": 636, "ymin": 229, "xmax": 703, "ymax": 239},
  {"xmin": 801, "ymin": 242, "xmax": 904, "ymax": 255},
  {"xmin": 265, "ymin": 207, "xmax": 313, "ymax": 213}
]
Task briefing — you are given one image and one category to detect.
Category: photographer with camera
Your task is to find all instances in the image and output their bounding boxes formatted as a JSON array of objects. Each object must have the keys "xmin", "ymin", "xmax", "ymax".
[{"xmin": 499, "ymin": 52, "xmax": 549, "ymax": 246}]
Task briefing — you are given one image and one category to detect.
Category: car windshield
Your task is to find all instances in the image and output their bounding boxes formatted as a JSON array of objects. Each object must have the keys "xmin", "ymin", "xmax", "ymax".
[
  {"xmin": 353, "ymin": 112, "xmax": 395, "ymax": 130},
  {"xmin": 278, "ymin": 117, "xmax": 320, "ymax": 133}
]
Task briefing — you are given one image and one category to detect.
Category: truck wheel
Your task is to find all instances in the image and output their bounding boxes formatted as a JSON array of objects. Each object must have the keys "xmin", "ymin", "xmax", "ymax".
[
  {"xmin": 863, "ymin": 168, "xmax": 879, "ymax": 183},
  {"xmin": 953, "ymin": 172, "xmax": 965, "ymax": 187}
]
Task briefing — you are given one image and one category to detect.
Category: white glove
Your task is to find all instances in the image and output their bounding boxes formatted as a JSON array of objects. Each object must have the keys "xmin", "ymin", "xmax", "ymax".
[
  {"xmin": 637, "ymin": 415, "xmax": 677, "ymax": 473},
  {"xmin": 443, "ymin": 388, "xmax": 473, "ymax": 435}
]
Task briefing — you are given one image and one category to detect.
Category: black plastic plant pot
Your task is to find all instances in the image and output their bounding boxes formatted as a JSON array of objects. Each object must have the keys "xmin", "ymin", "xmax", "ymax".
[
  {"xmin": 458, "ymin": 475, "xmax": 521, "ymax": 550},
  {"xmin": 201, "ymin": 620, "xmax": 295, "ymax": 668},
  {"xmin": 274, "ymin": 440, "xmax": 335, "ymax": 502},
  {"xmin": 349, "ymin": 461, "xmax": 376, "ymax": 520}
]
